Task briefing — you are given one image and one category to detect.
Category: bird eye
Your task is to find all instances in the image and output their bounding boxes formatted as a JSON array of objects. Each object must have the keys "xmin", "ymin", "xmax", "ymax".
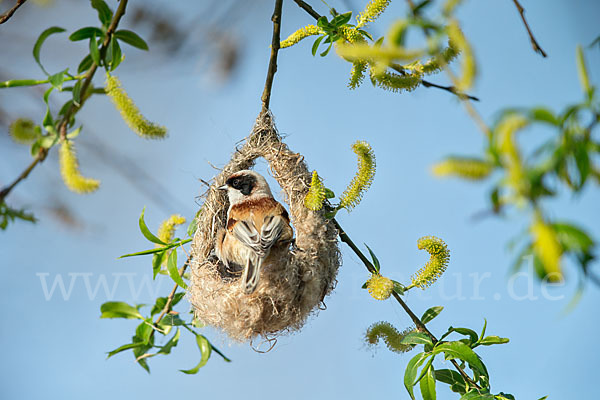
[{"xmin": 232, "ymin": 178, "xmax": 241, "ymax": 188}]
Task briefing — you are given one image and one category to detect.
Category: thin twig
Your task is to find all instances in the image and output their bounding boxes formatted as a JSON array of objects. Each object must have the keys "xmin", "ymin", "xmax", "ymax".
[
  {"xmin": 511, "ymin": 0, "xmax": 547, "ymax": 57},
  {"xmin": 332, "ymin": 218, "xmax": 481, "ymax": 389},
  {"xmin": 0, "ymin": 0, "xmax": 27, "ymax": 24},
  {"xmin": 148, "ymin": 255, "xmax": 192, "ymax": 343},
  {"xmin": 261, "ymin": 0, "xmax": 284, "ymax": 112},
  {"xmin": 292, "ymin": 0, "xmax": 478, "ymax": 101},
  {"xmin": 0, "ymin": 0, "xmax": 129, "ymax": 203}
]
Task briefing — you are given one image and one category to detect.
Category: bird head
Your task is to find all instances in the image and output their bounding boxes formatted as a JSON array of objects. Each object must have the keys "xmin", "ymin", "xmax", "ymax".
[{"xmin": 219, "ymin": 170, "xmax": 272, "ymax": 205}]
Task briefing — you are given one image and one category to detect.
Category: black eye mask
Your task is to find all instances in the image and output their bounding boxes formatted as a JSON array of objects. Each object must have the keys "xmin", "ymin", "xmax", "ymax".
[{"xmin": 227, "ymin": 175, "xmax": 257, "ymax": 196}]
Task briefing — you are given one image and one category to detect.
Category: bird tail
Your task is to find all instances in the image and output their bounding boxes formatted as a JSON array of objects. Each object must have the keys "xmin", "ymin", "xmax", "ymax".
[{"xmin": 243, "ymin": 256, "xmax": 263, "ymax": 294}]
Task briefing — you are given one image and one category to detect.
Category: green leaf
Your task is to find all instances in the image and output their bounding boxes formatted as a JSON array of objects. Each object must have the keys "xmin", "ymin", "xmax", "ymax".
[
  {"xmin": 530, "ymin": 107, "xmax": 559, "ymax": 126},
  {"xmin": 69, "ymin": 27, "xmax": 104, "ymax": 41},
  {"xmin": 576, "ymin": 45, "xmax": 591, "ymax": 95},
  {"xmin": 91, "ymin": 0, "xmax": 113, "ymax": 27},
  {"xmin": 460, "ymin": 392, "xmax": 495, "ymax": 400},
  {"xmin": 48, "ymin": 69, "xmax": 68, "ymax": 90},
  {"xmin": 33, "ymin": 27, "xmax": 66, "ymax": 75},
  {"xmin": 106, "ymin": 342, "xmax": 145, "ymax": 358},
  {"xmin": 138, "ymin": 207, "xmax": 166, "ymax": 245},
  {"xmin": 78, "ymin": 54, "xmax": 93, "ymax": 74},
  {"xmin": 404, "ymin": 352, "xmax": 431, "ymax": 400},
  {"xmin": 167, "ymin": 249, "xmax": 188, "ymax": 289},
  {"xmin": 72, "ymin": 79, "xmax": 83, "ymax": 105},
  {"xmin": 324, "ymin": 188, "xmax": 335, "ymax": 198},
  {"xmin": 89, "ymin": 33, "xmax": 101, "ymax": 65},
  {"xmin": 157, "ymin": 328, "xmax": 180, "ymax": 355},
  {"xmin": 553, "ymin": 222, "xmax": 594, "ymax": 252},
  {"xmin": 180, "ymin": 334, "xmax": 212, "ymax": 374},
  {"xmin": 320, "ymin": 41, "xmax": 333, "ymax": 57},
  {"xmin": 331, "ymin": 11, "xmax": 352, "ymax": 27},
  {"xmin": 317, "ymin": 16, "xmax": 332, "ymax": 30},
  {"xmin": 479, "ymin": 319, "xmax": 487, "ymax": 341},
  {"xmin": 110, "ymin": 37, "xmax": 123, "ymax": 71},
  {"xmin": 152, "ymin": 250, "xmax": 166, "ymax": 279},
  {"xmin": 134, "ymin": 319, "xmax": 153, "ymax": 344},
  {"xmin": 434, "ymin": 369, "xmax": 466, "ymax": 394},
  {"xmin": 421, "ymin": 306, "xmax": 443, "ymax": 324},
  {"xmin": 478, "ymin": 336, "xmax": 509, "ymax": 346},
  {"xmin": 450, "ymin": 327, "xmax": 479, "ymax": 344},
  {"xmin": 114, "ymin": 29, "xmax": 149, "ymax": 50},
  {"xmin": 400, "ymin": 332, "xmax": 433, "ymax": 346},
  {"xmin": 159, "ymin": 313, "xmax": 185, "ymax": 326},
  {"xmin": 364, "ymin": 243, "xmax": 381, "ymax": 272},
  {"xmin": 419, "ymin": 365, "xmax": 437, "ymax": 400},
  {"xmin": 150, "ymin": 292, "xmax": 185, "ymax": 316},
  {"xmin": 100, "ymin": 301, "xmax": 144, "ymax": 319},
  {"xmin": 312, "ymin": 35, "xmax": 325, "ymax": 56},
  {"xmin": 432, "ymin": 341, "xmax": 486, "ymax": 378}
]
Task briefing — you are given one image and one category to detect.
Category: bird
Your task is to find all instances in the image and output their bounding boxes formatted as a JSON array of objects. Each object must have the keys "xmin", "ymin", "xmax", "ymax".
[{"xmin": 215, "ymin": 170, "xmax": 294, "ymax": 294}]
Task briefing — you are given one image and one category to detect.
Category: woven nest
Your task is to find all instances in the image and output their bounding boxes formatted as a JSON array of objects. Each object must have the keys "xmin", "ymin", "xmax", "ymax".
[{"xmin": 189, "ymin": 112, "xmax": 341, "ymax": 342}]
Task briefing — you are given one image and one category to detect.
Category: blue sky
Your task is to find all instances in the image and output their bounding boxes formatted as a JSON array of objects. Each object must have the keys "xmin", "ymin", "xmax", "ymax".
[{"xmin": 1, "ymin": 0, "xmax": 599, "ymax": 399}]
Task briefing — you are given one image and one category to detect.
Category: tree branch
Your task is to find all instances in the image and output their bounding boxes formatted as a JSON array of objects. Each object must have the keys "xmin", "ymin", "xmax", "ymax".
[
  {"xmin": 261, "ymin": 0, "xmax": 284, "ymax": 112},
  {"xmin": 291, "ymin": 0, "xmax": 479, "ymax": 101},
  {"xmin": 511, "ymin": 0, "xmax": 547, "ymax": 57},
  {"xmin": 0, "ymin": 0, "xmax": 129, "ymax": 204},
  {"xmin": 332, "ymin": 218, "xmax": 481, "ymax": 390},
  {"xmin": 0, "ymin": 0, "xmax": 27, "ymax": 25}
]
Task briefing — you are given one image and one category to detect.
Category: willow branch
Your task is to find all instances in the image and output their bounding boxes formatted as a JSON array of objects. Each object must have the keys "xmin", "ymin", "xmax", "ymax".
[
  {"xmin": 511, "ymin": 0, "xmax": 547, "ymax": 57},
  {"xmin": 261, "ymin": 0, "xmax": 284, "ymax": 112},
  {"xmin": 291, "ymin": 0, "xmax": 478, "ymax": 101},
  {"xmin": 148, "ymin": 255, "xmax": 192, "ymax": 343},
  {"xmin": 332, "ymin": 218, "xmax": 481, "ymax": 389},
  {"xmin": 0, "ymin": 0, "xmax": 27, "ymax": 24},
  {"xmin": 0, "ymin": 0, "xmax": 129, "ymax": 204}
]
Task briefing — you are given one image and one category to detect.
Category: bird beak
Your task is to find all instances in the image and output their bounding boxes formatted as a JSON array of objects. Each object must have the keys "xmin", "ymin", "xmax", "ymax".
[{"xmin": 218, "ymin": 185, "xmax": 228, "ymax": 191}]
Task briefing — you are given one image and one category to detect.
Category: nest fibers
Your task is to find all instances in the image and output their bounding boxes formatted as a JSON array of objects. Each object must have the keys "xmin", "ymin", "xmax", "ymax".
[{"xmin": 189, "ymin": 112, "xmax": 341, "ymax": 342}]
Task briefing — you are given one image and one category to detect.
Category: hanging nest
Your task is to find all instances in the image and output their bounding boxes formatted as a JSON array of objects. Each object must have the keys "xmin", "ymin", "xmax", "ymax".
[{"xmin": 189, "ymin": 111, "xmax": 341, "ymax": 342}]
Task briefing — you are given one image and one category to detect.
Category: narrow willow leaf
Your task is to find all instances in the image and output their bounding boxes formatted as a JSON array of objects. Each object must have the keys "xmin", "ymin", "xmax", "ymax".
[
  {"xmin": 91, "ymin": 0, "xmax": 113, "ymax": 27},
  {"xmin": 167, "ymin": 249, "xmax": 188, "ymax": 289},
  {"xmin": 478, "ymin": 336, "xmax": 509, "ymax": 346},
  {"xmin": 89, "ymin": 33, "xmax": 101, "ymax": 65},
  {"xmin": 69, "ymin": 27, "xmax": 103, "ymax": 41},
  {"xmin": 432, "ymin": 341, "xmax": 486, "ymax": 378},
  {"xmin": 100, "ymin": 301, "xmax": 143, "ymax": 319},
  {"xmin": 419, "ymin": 365, "xmax": 437, "ymax": 400},
  {"xmin": 158, "ymin": 328, "xmax": 180, "ymax": 355},
  {"xmin": 78, "ymin": 54, "xmax": 93, "ymax": 74},
  {"xmin": 114, "ymin": 29, "xmax": 149, "ymax": 50},
  {"xmin": 404, "ymin": 352, "xmax": 431, "ymax": 400},
  {"xmin": 138, "ymin": 207, "xmax": 166, "ymax": 245},
  {"xmin": 421, "ymin": 306, "xmax": 443, "ymax": 324},
  {"xmin": 33, "ymin": 27, "xmax": 66, "ymax": 75},
  {"xmin": 364, "ymin": 243, "xmax": 381, "ymax": 272},
  {"xmin": 400, "ymin": 332, "xmax": 433, "ymax": 346},
  {"xmin": 180, "ymin": 334, "xmax": 212, "ymax": 374},
  {"xmin": 106, "ymin": 342, "xmax": 145, "ymax": 358}
]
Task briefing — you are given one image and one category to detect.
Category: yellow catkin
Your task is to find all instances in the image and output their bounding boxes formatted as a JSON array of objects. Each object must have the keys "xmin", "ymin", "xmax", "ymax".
[
  {"xmin": 304, "ymin": 171, "xmax": 327, "ymax": 211},
  {"xmin": 339, "ymin": 141, "xmax": 376, "ymax": 211},
  {"xmin": 356, "ymin": 0, "xmax": 391, "ymax": 28},
  {"xmin": 371, "ymin": 69, "xmax": 421, "ymax": 93},
  {"xmin": 531, "ymin": 218, "xmax": 563, "ymax": 282},
  {"xmin": 280, "ymin": 25, "xmax": 323, "ymax": 48},
  {"xmin": 366, "ymin": 274, "xmax": 394, "ymax": 300},
  {"xmin": 447, "ymin": 20, "xmax": 475, "ymax": 91},
  {"xmin": 105, "ymin": 74, "xmax": 167, "ymax": 139},
  {"xmin": 421, "ymin": 43, "xmax": 460, "ymax": 75},
  {"xmin": 365, "ymin": 322, "xmax": 415, "ymax": 353},
  {"xmin": 410, "ymin": 236, "xmax": 450, "ymax": 289},
  {"xmin": 432, "ymin": 157, "xmax": 493, "ymax": 180},
  {"xmin": 157, "ymin": 214, "xmax": 187, "ymax": 244},
  {"xmin": 443, "ymin": 0, "xmax": 463, "ymax": 16},
  {"xmin": 8, "ymin": 118, "xmax": 38, "ymax": 144},
  {"xmin": 336, "ymin": 42, "xmax": 424, "ymax": 64},
  {"xmin": 496, "ymin": 114, "xmax": 529, "ymax": 196},
  {"xmin": 58, "ymin": 140, "xmax": 100, "ymax": 194},
  {"xmin": 349, "ymin": 61, "xmax": 368, "ymax": 89}
]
